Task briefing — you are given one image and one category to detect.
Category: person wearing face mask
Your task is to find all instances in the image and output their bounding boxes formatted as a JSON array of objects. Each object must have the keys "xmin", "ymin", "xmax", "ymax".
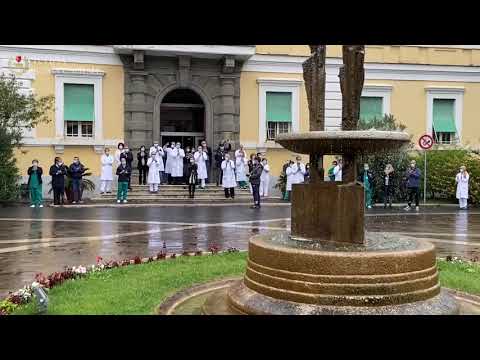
[
  {"xmin": 214, "ymin": 141, "xmax": 230, "ymax": 186},
  {"xmin": 200, "ymin": 140, "xmax": 212, "ymax": 184},
  {"xmin": 358, "ymin": 163, "xmax": 375, "ymax": 209},
  {"xmin": 150, "ymin": 141, "xmax": 165, "ymax": 184},
  {"xmin": 69, "ymin": 157, "xmax": 85, "ymax": 204},
  {"xmin": 186, "ymin": 157, "xmax": 198, "ymax": 199},
  {"xmin": 100, "ymin": 148, "xmax": 114, "ymax": 194},
  {"xmin": 27, "ymin": 159, "xmax": 43, "ymax": 208},
  {"xmin": 456, "ymin": 165, "xmax": 470, "ymax": 210},
  {"xmin": 164, "ymin": 142, "xmax": 177, "ymax": 184},
  {"xmin": 333, "ymin": 159, "xmax": 343, "ymax": 182},
  {"xmin": 259, "ymin": 158, "xmax": 270, "ymax": 198},
  {"xmin": 120, "ymin": 145, "xmax": 134, "ymax": 190},
  {"xmin": 116, "ymin": 157, "xmax": 131, "ymax": 203},
  {"xmin": 194, "ymin": 145, "xmax": 208, "ymax": 189},
  {"xmin": 328, "ymin": 161, "xmax": 338, "ymax": 182},
  {"xmin": 137, "ymin": 145, "xmax": 149, "ymax": 186},
  {"xmin": 293, "ymin": 156, "xmax": 306, "ymax": 185},
  {"xmin": 147, "ymin": 150, "xmax": 162, "ymax": 193},
  {"xmin": 235, "ymin": 145, "xmax": 248, "ymax": 189},
  {"xmin": 248, "ymin": 157, "xmax": 263, "ymax": 209},
  {"xmin": 285, "ymin": 160, "xmax": 295, "ymax": 202},
  {"xmin": 383, "ymin": 164, "xmax": 395, "ymax": 209},
  {"xmin": 183, "ymin": 146, "xmax": 193, "ymax": 184},
  {"xmin": 404, "ymin": 160, "xmax": 421, "ymax": 211},
  {"xmin": 221, "ymin": 153, "xmax": 236, "ymax": 199},
  {"xmin": 50, "ymin": 157, "xmax": 67, "ymax": 205},
  {"xmin": 115, "ymin": 142, "xmax": 125, "ymax": 167},
  {"xmin": 171, "ymin": 142, "xmax": 185, "ymax": 185}
]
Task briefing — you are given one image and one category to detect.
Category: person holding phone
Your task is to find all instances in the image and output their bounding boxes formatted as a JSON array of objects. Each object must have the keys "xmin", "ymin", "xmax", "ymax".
[{"xmin": 456, "ymin": 165, "xmax": 470, "ymax": 210}]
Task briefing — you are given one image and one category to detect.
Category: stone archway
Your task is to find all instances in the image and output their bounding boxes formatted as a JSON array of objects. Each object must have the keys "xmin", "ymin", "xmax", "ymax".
[{"xmin": 153, "ymin": 83, "xmax": 213, "ymax": 148}]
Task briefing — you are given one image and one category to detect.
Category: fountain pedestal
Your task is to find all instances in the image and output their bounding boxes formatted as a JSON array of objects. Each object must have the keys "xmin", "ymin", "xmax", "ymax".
[{"xmin": 291, "ymin": 182, "xmax": 364, "ymax": 244}]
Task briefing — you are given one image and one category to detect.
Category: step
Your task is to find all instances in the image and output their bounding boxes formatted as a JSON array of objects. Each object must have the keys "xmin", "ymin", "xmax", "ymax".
[{"xmin": 93, "ymin": 195, "xmax": 253, "ymax": 200}]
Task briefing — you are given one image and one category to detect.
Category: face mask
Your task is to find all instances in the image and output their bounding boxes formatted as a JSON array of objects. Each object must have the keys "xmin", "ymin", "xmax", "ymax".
[
  {"xmin": 190, "ymin": 159, "xmax": 195, "ymax": 164},
  {"xmin": 364, "ymin": 166, "xmax": 369, "ymax": 171},
  {"xmin": 119, "ymin": 146, "xmax": 123, "ymax": 150},
  {"xmin": 74, "ymin": 160, "xmax": 79, "ymax": 164},
  {"xmin": 171, "ymin": 144, "xmax": 175, "ymax": 148},
  {"xmin": 176, "ymin": 144, "xmax": 180, "ymax": 149},
  {"xmin": 121, "ymin": 161, "xmax": 126, "ymax": 166},
  {"xmin": 141, "ymin": 147, "xmax": 145, "ymax": 151},
  {"xmin": 411, "ymin": 164, "xmax": 415, "ymax": 168},
  {"xmin": 153, "ymin": 143, "xmax": 158, "ymax": 147},
  {"xmin": 33, "ymin": 163, "xmax": 38, "ymax": 167},
  {"xmin": 225, "ymin": 156, "xmax": 230, "ymax": 160},
  {"xmin": 220, "ymin": 146, "xmax": 224, "ymax": 150}
]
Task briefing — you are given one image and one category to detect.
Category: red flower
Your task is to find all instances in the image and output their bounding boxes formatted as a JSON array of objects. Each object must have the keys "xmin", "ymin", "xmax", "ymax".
[
  {"xmin": 134, "ymin": 256, "xmax": 142, "ymax": 264},
  {"xmin": 15, "ymin": 56, "xmax": 22, "ymax": 63},
  {"xmin": 96, "ymin": 256, "xmax": 103, "ymax": 263}
]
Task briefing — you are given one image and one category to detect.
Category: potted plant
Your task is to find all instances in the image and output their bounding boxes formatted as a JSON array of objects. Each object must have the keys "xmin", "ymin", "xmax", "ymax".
[{"xmin": 275, "ymin": 170, "xmax": 287, "ymax": 200}]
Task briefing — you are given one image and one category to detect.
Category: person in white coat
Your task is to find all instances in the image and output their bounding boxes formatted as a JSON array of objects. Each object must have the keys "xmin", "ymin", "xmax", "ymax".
[
  {"xmin": 260, "ymin": 158, "xmax": 270, "ymax": 197},
  {"xmin": 100, "ymin": 148, "xmax": 114, "ymax": 194},
  {"xmin": 147, "ymin": 151, "xmax": 162, "ymax": 193},
  {"xmin": 114, "ymin": 142, "xmax": 124, "ymax": 168},
  {"xmin": 171, "ymin": 142, "xmax": 185, "ymax": 184},
  {"xmin": 285, "ymin": 160, "xmax": 295, "ymax": 202},
  {"xmin": 235, "ymin": 145, "xmax": 248, "ymax": 189},
  {"xmin": 333, "ymin": 159, "xmax": 343, "ymax": 181},
  {"xmin": 194, "ymin": 145, "xmax": 208, "ymax": 189},
  {"xmin": 293, "ymin": 156, "xmax": 306, "ymax": 185},
  {"xmin": 456, "ymin": 165, "xmax": 469, "ymax": 209},
  {"xmin": 164, "ymin": 143, "xmax": 176, "ymax": 184},
  {"xmin": 150, "ymin": 141, "xmax": 165, "ymax": 184},
  {"xmin": 221, "ymin": 153, "xmax": 236, "ymax": 199}
]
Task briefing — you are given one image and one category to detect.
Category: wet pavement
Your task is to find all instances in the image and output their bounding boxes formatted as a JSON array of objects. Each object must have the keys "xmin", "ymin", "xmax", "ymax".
[{"xmin": 0, "ymin": 205, "xmax": 479, "ymax": 297}]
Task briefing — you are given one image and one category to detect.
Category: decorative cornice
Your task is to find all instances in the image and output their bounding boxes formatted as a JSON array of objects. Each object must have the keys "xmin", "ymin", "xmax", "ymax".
[
  {"xmin": 424, "ymin": 86, "xmax": 465, "ymax": 94},
  {"xmin": 256, "ymin": 78, "xmax": 303, "ymax": 86},
  {"xmin": 51, "ymin": 68, "xmax": 106, "ymax": 77}
]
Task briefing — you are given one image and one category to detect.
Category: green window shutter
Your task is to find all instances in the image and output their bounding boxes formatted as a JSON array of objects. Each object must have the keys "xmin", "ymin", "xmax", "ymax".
[
  {"xmin": 360, "ymin": 97, "xmax": 383, "ymax": 122},
  {"xmin": 433, "ymin": 99, "xmax": 456, "ymax": 133},
  {"xmin": 266, "ymin": 92, "xmax": 292, "ymax": 123},
  {"xmin": 64, "ymin": 84, "xmax": 94, "ymax": 122}
]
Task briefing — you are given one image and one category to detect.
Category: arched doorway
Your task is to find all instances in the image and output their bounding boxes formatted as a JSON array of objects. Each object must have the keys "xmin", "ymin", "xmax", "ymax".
[{"xmin": 160, "ymin": 89, "xmax": 205, "ymax": 148}]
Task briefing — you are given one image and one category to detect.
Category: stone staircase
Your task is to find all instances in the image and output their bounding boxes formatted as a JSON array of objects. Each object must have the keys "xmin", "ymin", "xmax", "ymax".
[{"xmin": 90, "ymin": 184, "xmax": 253, "ymax": 203}]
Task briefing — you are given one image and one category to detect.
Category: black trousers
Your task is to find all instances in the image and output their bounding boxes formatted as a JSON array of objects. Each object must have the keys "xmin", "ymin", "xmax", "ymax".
[
  {"xmin": 407, "ymin": 187, "xmax": 420, "ymax": 207},
  {"xmin": 224, "ymin": 187, "xmax": 235, "ymax": 198},
  {"xmin": 383, "ymin": 185, "xmax": 394, "ymax": 207},
  {"xmin": 53, "ymin": 186, "xmax": 64, "ymax": 205},
  {"xmin": 205, "ymin": 161, "xmax": 211, "ymax": 184},
  {"xmin": 252, "ymin": 184, "xmax": 261, "ymax": 206},
  {"xmin": 188, "ymin": 183, "xmax": 195, "ymax": 198},
  {"xmin": 139, "ymin": 167, "xmax": 148, "ymax": 185}
]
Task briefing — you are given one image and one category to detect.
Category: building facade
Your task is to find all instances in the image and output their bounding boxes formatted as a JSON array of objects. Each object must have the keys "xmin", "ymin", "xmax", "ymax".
[{"xmin": 2, "ymin": 45, "xmax": 480, "ymax": 197}]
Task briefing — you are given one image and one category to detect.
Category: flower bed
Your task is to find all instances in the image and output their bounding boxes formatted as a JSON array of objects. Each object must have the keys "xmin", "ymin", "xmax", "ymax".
[{"xmin": 0, "ymin": 244, "xmax": 240, "ymax": 315}]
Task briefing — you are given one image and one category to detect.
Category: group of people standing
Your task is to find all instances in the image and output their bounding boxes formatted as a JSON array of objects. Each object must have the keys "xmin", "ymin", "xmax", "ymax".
[{"xmin": 99, "ymin": 140, "xmax": 271, "ymax": 207}]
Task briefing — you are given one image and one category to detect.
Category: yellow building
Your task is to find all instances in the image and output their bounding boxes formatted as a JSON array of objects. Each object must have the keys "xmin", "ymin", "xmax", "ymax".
[{"xmin": 2, "ymin": 45, "xmax": 480, "ymax": 197}]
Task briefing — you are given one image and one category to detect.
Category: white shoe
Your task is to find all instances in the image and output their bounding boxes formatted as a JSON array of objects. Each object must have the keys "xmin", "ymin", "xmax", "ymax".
[
  {"xmin": 39, "ymin": 205, "xmax": 44, "ymax": 208},
  {"xmin": 403, "ymin": 206, "xmax": 411, "ymax": 211},
  {"xmin": 72, "ymin": 201, "xmax": 77, "ymax": 204},
  {"xmin": 123, "ymin": 200, "xmax": 128, "ymax": 203},
  {"xmin": 415, "ymin": 206, "xmax": 419, "ymax": 211},
  {"xmin": 30, "ymin": 204, "xmax": 35, "ymax": 208},
  {"xmin": 117, "ymin": 200, "xmax": 121, "ymax": 203},
  {"xmin": 367, "ymin": 206, "xmax": 372, "ymax": 209}
]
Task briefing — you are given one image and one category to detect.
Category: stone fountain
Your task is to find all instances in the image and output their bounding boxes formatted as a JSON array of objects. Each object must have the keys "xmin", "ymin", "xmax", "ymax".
[{"xmin": 160, "ymin": 45, "xmax": 460, "ymax": 315}]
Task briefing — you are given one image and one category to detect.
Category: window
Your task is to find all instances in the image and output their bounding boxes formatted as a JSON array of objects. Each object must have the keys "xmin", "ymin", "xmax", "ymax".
[
  {"xmin": 432, "ymin": 98, "xmax": 457, "ymax": 144},
  {"xmin": 266, "ymin": 91, "xmax": 292, "ymax": 140},
  {"xmin": 63, "ymin": 83, "xmax": 94, "ymax": 138},
  {"xmin": 360, "ymin": 96, "xmax": 383, "ymax": 122}
]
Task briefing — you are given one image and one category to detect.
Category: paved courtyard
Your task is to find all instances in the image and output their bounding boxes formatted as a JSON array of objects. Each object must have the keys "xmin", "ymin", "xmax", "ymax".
[{"xmin": 0, "ymin": 204, "xmax": 479, "ymax": 297}]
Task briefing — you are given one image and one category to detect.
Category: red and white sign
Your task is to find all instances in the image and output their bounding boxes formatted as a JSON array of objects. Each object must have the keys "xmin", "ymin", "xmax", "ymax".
[{"xmin": 418, "ymin": 134, "xmax": 434, "ymax": 150}]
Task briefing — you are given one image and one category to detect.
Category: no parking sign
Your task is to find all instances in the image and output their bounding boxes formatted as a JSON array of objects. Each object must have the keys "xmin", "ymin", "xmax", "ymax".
[{"xmin": 418, "ymin": 134, "xmax": 434, "ymax": 204}]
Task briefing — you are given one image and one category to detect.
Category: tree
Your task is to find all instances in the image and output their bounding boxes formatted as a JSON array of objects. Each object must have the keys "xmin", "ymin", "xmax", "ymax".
[{"xmin": 0, "ymin": 74, "xmax": 54, "ymax": 201}]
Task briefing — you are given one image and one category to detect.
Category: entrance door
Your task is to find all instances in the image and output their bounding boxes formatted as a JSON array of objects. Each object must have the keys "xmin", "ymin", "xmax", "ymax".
[{"xmin": 160, "ymin": 89, "xmax": 205, "ymax": 149}]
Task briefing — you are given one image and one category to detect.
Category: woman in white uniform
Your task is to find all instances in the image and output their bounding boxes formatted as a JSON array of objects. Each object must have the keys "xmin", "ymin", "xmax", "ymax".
[
  {"xmin": 164, "ymin": 143, "xmax": 176, "ymax": 184},
  {"xmin": 147, "ymin": 151, "xmax": 162, "ymax": 193},
  {"xmin": 456, "ymin": 165, "xmax": 470, "ymax": 209},
  {"xmin": 259, "ymin": 158, "xmax": 270, "ymax": 197},
  {"xmin": 235, "ymin": 145, "xmax": 248, "ymax": 189},
  {"xmin": 114, "ymin": 142, "xmax": 124, "ymax": 168},
  {"xmin": 194, "ymin": 145, "xmax": 208, "ymax": 189},
  {"xmin": 285, "ymin": 160, "xmax": 296, "ymax": 202},
  {"xmin": 221, "ymin": 153, "xmax": 236, "ymax": 199},
  {"xmin": 100, "ymin": 147, "xmax": 114, "ymax": 194},
  {"xmin": 171, "ymin": 142, "xmax": 185, "ymax": 184}
]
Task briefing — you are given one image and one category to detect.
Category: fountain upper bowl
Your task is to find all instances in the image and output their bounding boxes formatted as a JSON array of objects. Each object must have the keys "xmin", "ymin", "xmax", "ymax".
[{"xmin": 275, "ymin": 130, "xmax": 411, "ymax": 155}]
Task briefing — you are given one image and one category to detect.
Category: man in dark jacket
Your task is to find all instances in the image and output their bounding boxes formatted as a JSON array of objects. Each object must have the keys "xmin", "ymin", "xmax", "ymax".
[
  {"xmin": 120, "ymin": 145, "xmax": 134, "ymax": 190},
  {"xmin": 404, "ymin": 160, "xmax": 421, "ymax": 211},
  {"xmin": 49, "ymin": 157, "xmax": 67, "ymax": 205},
  {"xmin": 137, "ymin": 145, "xmax": 149, "ymax": 186},
  {"xmin": 69, "ymin": 157, "xmax": 85, "ymax": 204},
  {"xmin": 214, "ymin": 140, "xmax": 232, "ymax": 186},
  {"xmin": 248, "ymin": 156, "xmax": 263, "ymax": 209},
  {"xmin": 27, "ymin": 159, "xmax": 43, "ymax": 208}
]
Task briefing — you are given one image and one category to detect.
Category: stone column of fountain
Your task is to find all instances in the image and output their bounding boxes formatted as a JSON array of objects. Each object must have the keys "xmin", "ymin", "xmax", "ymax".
[{"xmin": 200, "ymin": 45, "xmax": 459, "ymax": 315}]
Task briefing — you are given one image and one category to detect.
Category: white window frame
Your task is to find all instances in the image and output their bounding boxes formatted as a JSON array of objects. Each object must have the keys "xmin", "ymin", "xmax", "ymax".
[
  {"xmin": 52, "ymin": 69, "xmax": 104, "ymax": 141},
  {"xmin": 425, "ymin": 86, "xmax": 464, "ymax": 143},
  {"xmin": 361, "ymin": 84, "xmax": 392, "ymax": 118},
  {"xmin": 257, "ymin": 78, "xmax": 302, "ymax": 147}
]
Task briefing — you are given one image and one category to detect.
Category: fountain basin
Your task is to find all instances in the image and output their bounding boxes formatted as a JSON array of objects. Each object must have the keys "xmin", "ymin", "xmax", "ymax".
[{"xmin": 275, "ymin": 130, "xmax": 411, "ymax": 155}]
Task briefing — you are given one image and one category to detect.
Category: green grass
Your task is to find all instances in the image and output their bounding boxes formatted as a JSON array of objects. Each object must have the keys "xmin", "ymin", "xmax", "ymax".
[
  {"xmin": 12, "ymin": 254, "xmax": 480, "ymax": 315},
  {"xmin": 438, "ymin": 259, "xmax": 480, "ymax": 295},
  {"xmin": 13, "ymin": 252, "xmax": 247, "ymax": 315}
]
